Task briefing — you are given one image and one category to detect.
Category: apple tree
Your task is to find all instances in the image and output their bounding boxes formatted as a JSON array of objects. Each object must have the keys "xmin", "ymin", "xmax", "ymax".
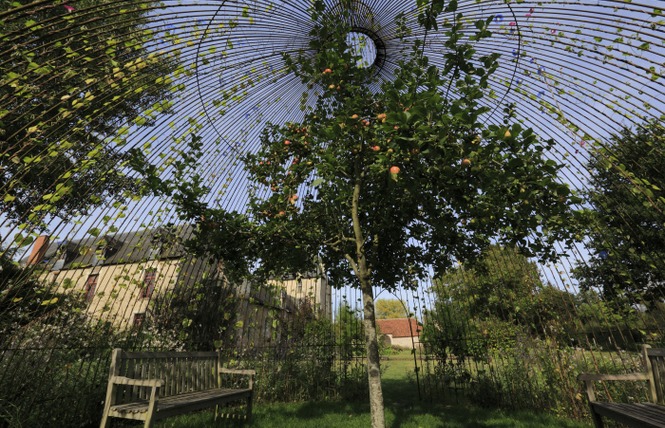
[{"xmin": 161, "ymin": 2, "xmax": 582, "ymax": 426}]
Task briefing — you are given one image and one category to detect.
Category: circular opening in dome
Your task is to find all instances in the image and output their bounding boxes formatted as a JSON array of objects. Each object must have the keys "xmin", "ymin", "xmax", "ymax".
[{"xmin": 346, "ymin": 30, "xmax": 378, "ymax": 69}]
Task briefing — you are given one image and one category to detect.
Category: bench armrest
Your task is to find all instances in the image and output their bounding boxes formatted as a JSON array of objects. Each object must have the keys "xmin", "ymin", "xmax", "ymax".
[
  {"xmin": 577, "ymin": 372, "xmax": 650, "ymax": 402},
  {"xmin": 578, "ymin": 373, "xmax": 650, "ymax": 382},
  {"xmin": 110, "ymin": 375, "xmax": 165, "ymax": 388},
  {"xmin": 219, "ymin": 368, "xmax": 256, "ymax": 390},
  {"xmin": 102, "ymin": 374, "xmax": 162, "ymax": 423}
]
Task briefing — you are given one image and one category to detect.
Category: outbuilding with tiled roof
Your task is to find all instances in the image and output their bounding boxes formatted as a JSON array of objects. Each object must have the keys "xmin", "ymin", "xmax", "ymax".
[{"xmin": 376, "ymin": 318, "xmax": 421, "ymax": 349}]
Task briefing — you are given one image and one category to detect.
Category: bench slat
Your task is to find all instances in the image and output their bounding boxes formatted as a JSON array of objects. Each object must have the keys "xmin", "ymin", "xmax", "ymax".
[
  {"xmin": 109, "ymin": 389, "xmax": 252, "ymax": 420},
  {"xmin": 122, "ymin": 351, "xmax": 218, "ymax": 359},
  {"xmin": 110, "ymin": 388, "xmax": 251, "ymax": 413},
  {"xmin": 592, "ymin": 402, "xmax": 665, "ymax": 428},
  {"xmin": 649, "ymin": 349, "xmax": 665, "ymax": 358}
]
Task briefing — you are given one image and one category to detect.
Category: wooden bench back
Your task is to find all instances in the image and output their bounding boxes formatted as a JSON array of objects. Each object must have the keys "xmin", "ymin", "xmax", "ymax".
[
  {"xmin": 110, "ymin": 349, "xmax": 220, "ymax": 402},
  {"xmin": 646, "ymin": 347, "xmax": 665, "ymax": 404}
]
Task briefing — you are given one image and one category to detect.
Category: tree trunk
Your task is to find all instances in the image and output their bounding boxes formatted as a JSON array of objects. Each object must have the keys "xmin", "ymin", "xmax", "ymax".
[
  {"xmin": 350, "ymin": 169, "xmax": 385, "ymax": 428},
  {"xmin": 360, "ymin": 277, "xmax": 385, "ymax": 428}
]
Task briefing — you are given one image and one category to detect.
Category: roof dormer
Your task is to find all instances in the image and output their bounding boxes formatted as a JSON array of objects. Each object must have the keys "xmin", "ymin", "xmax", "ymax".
[{"xmin": 92, "ymin": 235, "xmax": 122, "ymax": 266}]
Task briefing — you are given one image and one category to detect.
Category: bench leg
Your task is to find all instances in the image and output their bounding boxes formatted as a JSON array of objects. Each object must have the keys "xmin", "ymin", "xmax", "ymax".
[
  {"xmin": 144, "ymin": 409, "xmax": 156, "ymax": 428},
  {"xmin": 589, "ymin": 406, "xmax": 605, "ymax": 428},
  {"xmin": 247, "ymin": 394, "xmax": 253, "ymax": 421},
  {"xmin": 100, "ymin": 396, "xmax": 113, "ymax": 428}
]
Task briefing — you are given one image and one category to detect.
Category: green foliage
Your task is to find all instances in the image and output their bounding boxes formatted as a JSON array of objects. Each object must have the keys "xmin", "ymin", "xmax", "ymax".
[
  {"xmin": 0, "ymin": 252, "xmax": 77, "ymax": 346},
  {"xmin": 335, "ymin": 301, "xmax": 365, "ymax": 360},
  {"xmin": 232, "ymin": 312, "xmax": 367, "ymax": 403},
  {"xmin": 423, "ymin": 247, "xmax": 656, "ymax": 417},
  {"xmin": 260, "ymin": 318, "xmax": 336, "ymax": 402},
  {"xmin": 156, "ymin": 352, "xmax": 589, "ymax": 428},
  {"xmin": 423, "ymin": 246, "xmax": 579, "ymax": 362},
  {"xmin": 462, "ymin": 340, "xmax": 650, "ymax": 420},
  {"xmin": 0, "ymin": 346, "xmax": 115, "ymax": 427},
  {"xmin": 137, "ymin": 134, "xmax": 261, "ymax": 285},
  {"xmin": 440, "ymin": 246, "xmax": 545, "ymax": 325},
  {"xmin": 0, "ymin": 1, "xmax": 175, "ymax": 228},
  {"xmin": 569, "ymin": 289, "xmax": 655, "ymax": 351},
  {"xmin": 574, "ymin": 119, "xmax": 665, "ymax": 306},
  {"xmin": 421, "ymin": 297, "xmax": 473, "ymax": 361},
  {"xmin": 375, "ymin": 299, "xmax": 408, "ymax": 319},
  {"xmin": 146, "ymin": 274, "xmax": 238, "ymax": 351},
  {"xmin": 0, "ymin": 279, "xmax": 131, "ymax": 427}
]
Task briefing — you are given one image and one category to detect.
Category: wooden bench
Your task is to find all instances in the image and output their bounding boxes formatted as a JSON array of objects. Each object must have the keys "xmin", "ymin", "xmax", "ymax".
[
  {"xmin": 578, "ymin": 344, "xmax": 665, "ymax": 428},
  {"xmin": 100, "ymin": 348, "xmax": 255, "ymax": 427}
]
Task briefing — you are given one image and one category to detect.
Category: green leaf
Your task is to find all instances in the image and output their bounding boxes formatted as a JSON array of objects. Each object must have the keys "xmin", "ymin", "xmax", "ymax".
[
  {"xmin": 40, "ymin": 297, "xmax": 59, "ymax": 306},
  {"xmin": 14, "ymin": 233, "xmax": 34, "ymax": 247}
]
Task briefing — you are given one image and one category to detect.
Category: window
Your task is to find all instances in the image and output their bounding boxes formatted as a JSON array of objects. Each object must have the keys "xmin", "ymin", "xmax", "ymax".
[
  {"xmin": 85, "ymin": 275, "xmax": 98, "ymax": 303},
  {"xmin": 133, "ymin": 313, "xmax": 145, "ymax": 328},
  {"xmin": 142, "ymin": 269, "xmax": 157, "ymax": 298},
  {"xmin": 148, "ymin": 245, "xmax": 161, "ymax": 260},
  {"xmin": 52, "ymin": 259, "xmax": 65, "ymax": 271},
  {"xmin": 52, "ymin": 241, "xmax": 76, "ymax": 271},
  {"xmin": 91, "ymin": 251, "xmax": 101, "ymax": 266}
]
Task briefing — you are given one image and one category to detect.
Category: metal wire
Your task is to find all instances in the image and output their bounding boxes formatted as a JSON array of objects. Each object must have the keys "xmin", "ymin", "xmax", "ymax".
[{"xmin": 0, "ymin": 0, "xmax": 664, "ymax": 424}]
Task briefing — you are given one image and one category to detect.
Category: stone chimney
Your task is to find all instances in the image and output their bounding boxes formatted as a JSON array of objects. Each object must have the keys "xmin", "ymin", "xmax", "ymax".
[{"xmin": 27, "ymin": 235, "xmax": 49, "ymax": 266}]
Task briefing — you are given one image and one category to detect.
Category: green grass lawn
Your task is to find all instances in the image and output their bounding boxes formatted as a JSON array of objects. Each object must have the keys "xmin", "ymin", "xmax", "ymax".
[
  {"xmin": 154, "ymin": 401, "xmax": 590, "ymax": 428},
  {"xmin": 153, "ymin": 350, "xmax": 591, "ymax": 428}
]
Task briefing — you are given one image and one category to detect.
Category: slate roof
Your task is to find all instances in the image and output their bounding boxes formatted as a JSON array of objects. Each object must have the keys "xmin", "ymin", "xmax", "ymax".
[
  {"xmin": 32, "ymin": 225, "xmax": 326, "ymax": 282},
  {"xmin": 39, "ymin": 224, "xmax": 194, "ymax": 270},
  {"xmin": 376, "ymin": 318, "xmax": 421, "ymax": 338}
]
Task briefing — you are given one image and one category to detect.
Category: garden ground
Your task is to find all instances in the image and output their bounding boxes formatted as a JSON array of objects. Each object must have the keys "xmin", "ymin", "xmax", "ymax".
[{"xmin": 152, "ymin": 350, "xmax": 591, "ymax": 428}]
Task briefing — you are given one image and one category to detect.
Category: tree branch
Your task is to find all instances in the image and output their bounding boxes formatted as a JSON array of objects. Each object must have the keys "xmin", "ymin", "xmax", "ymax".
[{"xmin": 344, "ymin": 253, "xmax": 360, "ymax": 277}]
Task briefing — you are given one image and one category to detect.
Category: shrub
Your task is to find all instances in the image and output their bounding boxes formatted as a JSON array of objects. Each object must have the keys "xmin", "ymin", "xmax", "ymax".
[
  {"xmin": 0, "ymin": 276, "xmax": 132, "ymax": 427},
  {"xmin": 0, "ymin": 322, "xmax": 128, "ymax": 427},
  {"xmin": 423, "ymin": 330, "xmax": 651, "ymax": 423},
  {"xmin": 226, "ymin": 313, "xmax": 367, "ymax": 403}
]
